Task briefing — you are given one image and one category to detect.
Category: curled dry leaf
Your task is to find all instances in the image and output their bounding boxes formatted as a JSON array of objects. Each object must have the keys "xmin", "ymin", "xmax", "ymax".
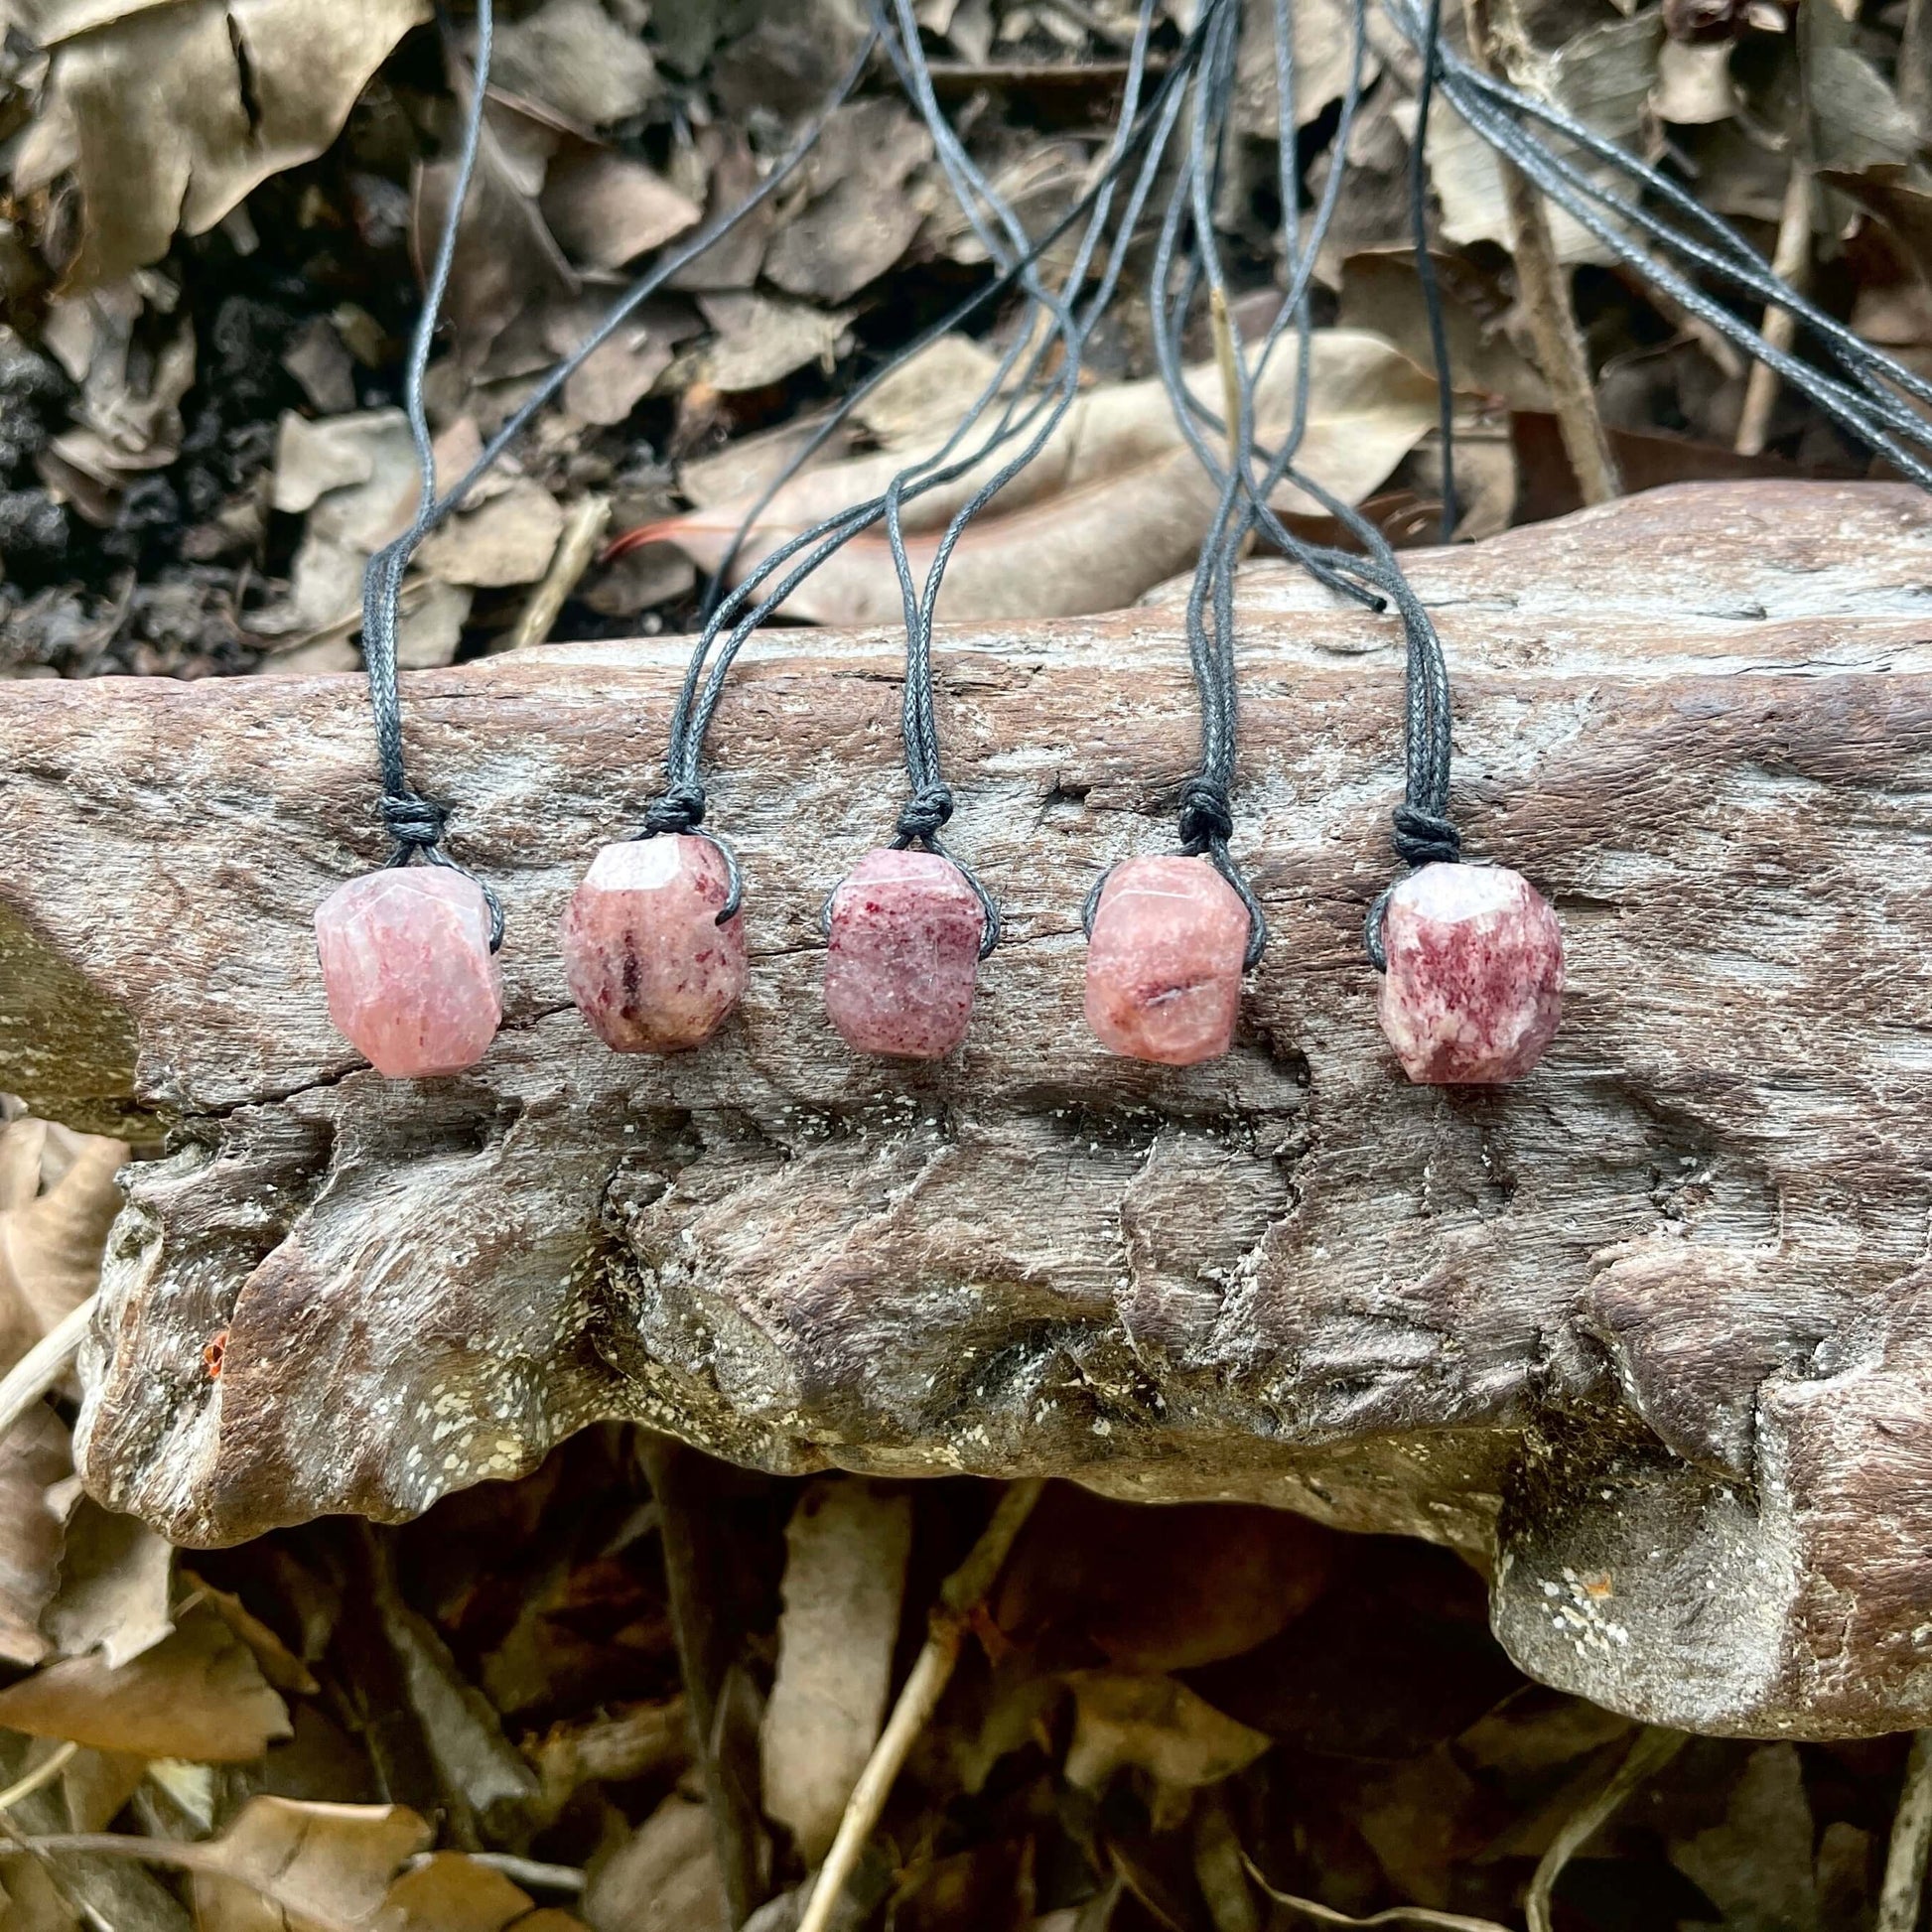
[
  {"xmin": 1062, "ymin": 1672, "xmax": 1271, "ymax": 1797},
  {"xmin": 582, "ymin": 1794, "xmax": 728, "ymax": 1932},
  {"xmin": 489, "ymin": 0, "xmax": 657, "ymax": 130},
  {"xmin": 36, "ymin": 284, "xmax": 197, "ymax": 523},
  {"xmin": 0, "ymin": 1600, "xmax": 290, "ymax": 1761},
  {"xmin": 368, "ymin": 1559, "xmax": 541, "ymax": 1818},
  {"xmin": 637, "ymin": 330, "xmax": 1439, "ymax": 625},
  {"xmin": 1418, "ymin": 14, "xmax": 1662, "ymax": 266},
  {"xmin": 372, "ymin": 1850, "xmax": 555, "ymax": 1932},
  {"xmin": 0, "ymin": 1405, "xmax": 71, "ymax": 1668},
  {"xmin": 541, "ymin": 149, "xmax": 701, "ymax": 272},
  {"xmin": 996, "ymin": 1490, "xmax": 1336, "ymax": 1673},
  {"xmin": 182, "ymin": 1570, "xmax": 322, "ymax": 1696},
  {"xmin": 762, "ymin": 99, "xmax": 935, "ymax": 305},
  {"xmin": 525, "ymin": 1697, "xmax": 689, "ymax": 1823},
  {"xmin": 184, "ymin": 1796, "xmax": 431, "ymax": 1932},
  {"xmin": 760, "ymin": 1478, "xmax": 913, "ymax": 1865},
  {"xmin": 41, "ymin": 1495, "xmax": 174, "ymax": 1669},
  {"xmin": 0, "ymin": 1113, "xmax": 127, "ymax": 1363},
  {"xmin": 24, "ymin": 0, "xmax": 433, "ymax": 290},
  {"xmin": 696, "ymin": 292, "xmax": 855, "ymax": 394}
]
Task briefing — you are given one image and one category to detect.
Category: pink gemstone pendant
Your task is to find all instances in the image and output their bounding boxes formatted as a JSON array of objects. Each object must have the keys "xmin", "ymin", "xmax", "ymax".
[
  {"xmin": 315, "ymin": 868, "xmax": 503, "ymax": 1079},
  {"xmin": 823, "ymin": 849, "xmax": 984, "ymax": 1060},
  {"xmin": 1376, "ymin": 863, "xmax": 1564, "ymax": 1084},
  {"xmin": 561, "ymin": 834, "xmax": 748, "ymax": 1054},
  {"xmin": 1084, "ymin": 855, "xmax": 1250, "ymax": 1066}
]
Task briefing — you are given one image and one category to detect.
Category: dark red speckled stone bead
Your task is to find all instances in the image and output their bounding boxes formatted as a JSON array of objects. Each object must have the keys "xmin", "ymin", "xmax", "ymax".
[
  {"xmin": 1377, "ymin": 863, "xmax": 1564, "ymax": 1084},
  {"xmin": 561, "ymin": 834, "xmax": 747, "ymax": 1053},
  {"xmin": 823, "ymin": 848, "xmax": 983, "ymax": 1059}
]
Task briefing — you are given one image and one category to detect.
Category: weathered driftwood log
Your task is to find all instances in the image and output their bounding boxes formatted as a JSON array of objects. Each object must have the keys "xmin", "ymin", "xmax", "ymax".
[{"xmin": 2, "ymin": 481, "xmax": 1929, "ymax": 1739}]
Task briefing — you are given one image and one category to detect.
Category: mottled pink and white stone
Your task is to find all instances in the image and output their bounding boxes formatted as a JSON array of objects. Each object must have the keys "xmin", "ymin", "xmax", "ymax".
[
  {"xmin": 561, "ymin": 835, "xmax": 747, "ymax": 1054},
  {"xmin": 315, "ymin": 868, "xmax": 502, "ymax": 1079},
  {"xmin": 823, "ymin": 849, "xmax": 983, "ymax": 1059},
  {"xmin": 1377, "ymin": 863, "xmax": 1565, "ymax": 1084},
  {"xmin": 1084, "ymin": 855, "xmax": 1250, "ymax": 1067}
]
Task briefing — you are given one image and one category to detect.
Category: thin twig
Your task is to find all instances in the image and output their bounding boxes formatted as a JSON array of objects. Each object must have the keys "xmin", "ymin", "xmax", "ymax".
[
  {"xmin": 1734, "ymin": 158, "xmax": 1812, "ymax": 457},
  {"xmin": 0, "ymin": 1743, "xmax": 78, "ymax": 1814},
  {"xmin": 794, "ymin": 1479, "xmax": 1045, "ymax": 1932},
  {"xmin": 1466, "ymin": 0, "xmax": 1619, "ymax": 505},
  {"xmin": 504, "ymin": 495, "xmax": 612, "ymax": 652},
  {"xmin": 639, "ymin": 1438, "xmax": 767, "ymax": 1927},
  {"xmin": 1525, "ymin": 1726, "xmax": 1687, "ymax": 1932},
  {"xmin": 0, "ymin": 1298, "xmax": 96, "ymax": 1446},
  {"xmin": 1878, "ymin": 1728, "xmax": 1932, "ymax": 1932},
  {"xmin": 403, "ymin": 1850, "xmax": 586, "ymax": 1894},
  {"xmin": 1905, "ymin": 0, "xmax": 1932, "ymax": 141}
]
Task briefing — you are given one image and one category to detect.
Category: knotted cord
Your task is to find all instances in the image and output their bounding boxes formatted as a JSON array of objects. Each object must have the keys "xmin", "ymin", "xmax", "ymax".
[
  {"xmin": 356, "ymin": 1, "xmax": 877, "ymax": 940},
  {"xmin": 367, "ymin": 0, "xmax": 1932, "ymax": 989}
]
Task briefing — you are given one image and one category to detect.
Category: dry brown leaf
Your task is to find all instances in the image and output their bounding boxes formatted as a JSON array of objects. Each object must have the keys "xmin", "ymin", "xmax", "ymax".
[
  {"xmin": 763, "ymin": 100, "xmax": 934, "ymax": 304},
  {"xmin": 1651, "ymin": 39, "xmax": 1737, "ymax": 125},
  {"xmin": 27, "ymin": 0, "xmax": 431, "ymax": 289},
  {"xmin": 1062, "ymin": 1672, "xmax": 1270, "ymax": 1796},
  {"xmin": 1419, "ymin": 13, "xmax": 1661, "ymax": 265},
  {"xmin": 1668, "ymin": 1743, "xmax": 1818, "ymax": 1932},
  {"xmin": 541, "ymin": 149, "xmax": 700, "ymax": 271},
  {"xmin": 0, "ymin": 1406, "xmax": 71, "ymax": 1669},
  {"xmin": 1233, "ymin": 0, "xmax": 1387, "ymax": 137},
  {"xmin": 489, "ymin": 0, "xmax": 656, "ymax": 129},
  {"xmin": 0, "ymin": 1115, "xmax": 126, "ymax": 1365},
  {"xmin": 642, "ymin": 330, "xmax": 1438, "ymax": 625},
  {"xmin": 41, "ymin": 1497, "xmax": 172, "ymax": 1668},
  {"xmin": 997, "ymin": 1491, "xmax": 1335, "ymax": 1673},
  {"xmin": 760, "ymin": 1479, "xmax": 912, "ymax": 1865},
  {"xmin": 544, "ymin": 293, "xmax": 700, "ymax": 427},
  {"xmin": 0, "ymin": 1600, "xmax": 290, "ymax": 1762},
  {"xmin": 185, "ymin": 1797, "xmax": 431, "ymax": 1932},
  {"xmin": 369, "ymin": 1573, "xmax": 540, "ymax": 1818},
  {"xmin": 183, "ymin": 1572, "xmax": 322, "ymax": 1697},
  {"xmin": 416, "ymin": 480, "xmax": 566, "ymax": 590},
  {"xmin": 377, "ymin": 1852, "xmax": 535, "ymax": 1932},
  {"xmin": 696, "ymin": 292, "xmax": 854, "ymax": 394},
  {"xmin": 414, "ymin": 121, "xmax": 577, "ymax": 373},
  {"xmin": 525, "ymin": 1697, "xmax": 688, "ymax": 1821},
  {"xmin": 583, "ymin": 1795, "xmax": 727, "ymax": 1932},
  {"xmin": 852, "ymin": 333, "xmax": 1007, "ymax": 444},
  {"xmin": 35, "ymin": 285, "xmax": 197, "ymax": 521}
]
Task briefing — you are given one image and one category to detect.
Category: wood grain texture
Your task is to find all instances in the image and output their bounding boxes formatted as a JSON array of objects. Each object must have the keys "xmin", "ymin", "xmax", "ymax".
[{"xmin": 1, "ymin": 481, "xmax": 1929, "ymax": 1737}]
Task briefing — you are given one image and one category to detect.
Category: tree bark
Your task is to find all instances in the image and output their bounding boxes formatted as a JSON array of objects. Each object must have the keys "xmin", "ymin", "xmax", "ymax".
[{"xmin": 2, "ymin": 481, "xmax": 1929, "ymax": 1738}]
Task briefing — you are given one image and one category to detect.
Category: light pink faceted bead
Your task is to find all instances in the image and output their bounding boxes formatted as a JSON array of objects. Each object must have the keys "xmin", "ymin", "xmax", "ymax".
[
  {"xmin": 1084, "ymin": 855, "xmax": 1250, "ymax": 1066},
  {"xmin": 1377, "ymin": 862, "xmax": 1565, "ymax": 1085},
  {"xmin": 824, "ymin": 849, "xmax": 984, "ymax": 1059},
  {"xmin": 561, "ymin": 834, "xmax": 747, "ymax": 1054},
  {"xmin": 315, "ymin": 868, "xmax": 502, "ymax": 1078}
]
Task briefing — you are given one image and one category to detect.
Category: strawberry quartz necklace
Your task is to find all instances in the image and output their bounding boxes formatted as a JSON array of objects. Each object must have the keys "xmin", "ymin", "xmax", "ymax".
[{"xmin": 317, "ymin": 0, "xmax": 1568, "ymax": 1088}]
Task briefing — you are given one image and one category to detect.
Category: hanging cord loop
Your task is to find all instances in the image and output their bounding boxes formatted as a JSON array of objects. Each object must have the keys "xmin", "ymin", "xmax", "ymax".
[{"xmin": 356, "ymin": 0, "xmax": 503, "ymax": 949}]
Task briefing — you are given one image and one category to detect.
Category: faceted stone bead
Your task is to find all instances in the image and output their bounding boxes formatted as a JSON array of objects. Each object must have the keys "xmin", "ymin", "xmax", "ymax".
[
  {"xmin": 561, "ymin": 835, "xmax": 747, "ymax": 1054},
  {"xmin": 1377, "ymin": 862, "xmax": 1565, "ymax": 1085},
  {"xmin": 315, "ymin": 867, "xmax": 502, "ymax": 1079},
  {"xmin": 824, "ymin": 849, "xmax": 983, "ymax": 1060},
  {"xmin": 1084, "ymin": 855, "xmax": 1250, "ymax": 1067}
]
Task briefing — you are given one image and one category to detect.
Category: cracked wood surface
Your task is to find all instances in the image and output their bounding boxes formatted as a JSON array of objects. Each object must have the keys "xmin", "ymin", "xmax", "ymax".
[{"xmin": 2, "ymin": 481, "xmax": 1930, "ymax": 1737}]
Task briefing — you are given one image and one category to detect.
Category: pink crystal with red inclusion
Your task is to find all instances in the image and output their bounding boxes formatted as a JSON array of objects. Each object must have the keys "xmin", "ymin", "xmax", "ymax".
[
  {"xmin": 823, "ymin": 849, "xmax": 984, "ymax": 1059},
  {"xmin": 1377, "ymin": 863, "xmax": 1564, "ymax": 1084},
  {"xmin": 1083, "ymin": 855, "xmax": 1250, "ymax": 1066},
  {"xmin": 315, "ymin": 867, "xmax": 502, "ymax": 1078},
  {"xmin": 561, "ymin": 834, "xmax": 747, "ymax": 1053}
]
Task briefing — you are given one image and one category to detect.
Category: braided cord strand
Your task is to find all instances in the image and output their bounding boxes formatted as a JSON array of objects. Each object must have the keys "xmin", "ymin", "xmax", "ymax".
[{"xmin": 357, "ymin": 0, "xmax": 501, "ymax": 941}]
